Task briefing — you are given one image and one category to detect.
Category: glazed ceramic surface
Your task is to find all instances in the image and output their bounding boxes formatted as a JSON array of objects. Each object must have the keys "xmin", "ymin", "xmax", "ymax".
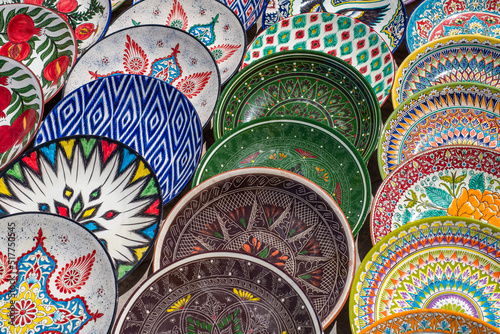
[
  {"xmin": 193, "ymin": 117, "xmax": 371, "ymax": 236},
  {"xmin": 154, "ymin": 167, "xmax": 355, "ymax": 328},
  {"xmin": 380, "ymin": 83, "xmax": 500, "ymax": 178},
  {"xmin": 114, "ymin": 252, "xmax": 322, "ymax": 334},
  {"xmin": 35, "ymin": 74, "xmax": 203, "ymax": 205},
  {"xmin": 0, "ymin": 136, "xmax": 162, "ymax": 281},
  {"xmin": 406, "ymin": 0, "xmax": 500, "ymax": 53},
  {"xmin": 0, "ymin": 56, "xmax": 43, "ymax": 169},
  {"xmin": 392, "ymin": 35, "xmax": 500, "ymax": 108},
  {"xmin": 107, "ymin": 0, "xmax": 245, "ymax": 84},
  {"xmin": 0, "ymin": 4, "xmax": 76, "ymax": 102},
  {"xmin": 0, "ymin": 212, "xmax": 117, "ymax": 333},
  {"xmin": 350, "ymin": 217, "xmax": 500, "ymax": 333},
  {"xmin": 242, "ymin": 13, "xmax": 395, "ymax": 106},
  {"xmin": 63, "ymin": 25, "xmax": 220, "ymax": 128},
  {"xmin": 262, "ymin": 0, "xmax": 407, "ymax": 52}
]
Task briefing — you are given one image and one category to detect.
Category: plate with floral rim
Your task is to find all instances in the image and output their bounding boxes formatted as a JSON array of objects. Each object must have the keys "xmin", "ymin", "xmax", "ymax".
[
  {"xmin": 0, "ymin": 4, "xmax": 77, "ymax": 102},
  {"xmin": 392, "ymin": 35, "xmax": 500, "ymax": 108},
  {"xmin": 114, "ymin": 252, "xmax": 322, "ymax": 334},
  {"xmin": 106, "ymin": 0, "xmax": 245, "ymax": 85},
  {"xmin": 262, "ymin": 0, "xmax": 407, "ymax": 53},
  {"xmin": 0, "ymin": 212, "xmax": 117, "ymax": 334},
  {"xmin": 193, "ymin": 116, "xmax": 371, "ymax": 236},
  {"xmin": 350, "ymin": 216, "xmax": 500, "ymax": 333},
  {"xmin": 0, "ymin": 135, "xmax": 162, "ymax": 281},
  {"xmin": 0, "ymin": 55, "xmax": 43, "ymax": 170},
  {"xmin": 242, "ymin": 13, "xmax": 395, "ymax": 106},
  {"xmin": 379, "ymin": 82, "xmax": 500, "ymax": 178},
  {"xmin": 153, "ymin": 167, "xmax": 356, "ymax": 329},
  {"xmin": 62, "ymin": 25, "xmax": 220, "ymax": 128}
]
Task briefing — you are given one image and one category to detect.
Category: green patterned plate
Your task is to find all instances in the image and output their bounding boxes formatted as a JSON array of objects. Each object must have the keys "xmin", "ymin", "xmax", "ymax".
[
  {"xmin": 193, "ymin": 116, "xmax": 371, "ymax": 236},
  {"xmin": 214, "ymin": 50, "xmax": 381, "ymax": 162}
]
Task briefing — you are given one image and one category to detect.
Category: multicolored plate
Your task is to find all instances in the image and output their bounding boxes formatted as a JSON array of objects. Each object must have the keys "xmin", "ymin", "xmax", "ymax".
[
  {"xmin": 193, "ymin": 117, "xmax": 371, "ymax": 236},
  {"xmin": 350, "ymin": 217, "xmax": 500, "ymax": 333},
  {"xmin": 154, "ymin": 167, "xmax": 355, "ymax": 328},
  {"xmin": 63, "ymin": 25, "xmax": 220, "ymax": 128},
  {"xmin": 114, "ymin": 252, "xmax": 322, "ymax": 334},
  {"xmin": 242, "ymin": 13, "xmax": 395, "ymax": 106},
  {"xmin": 392, "ymin": 35, "xmax": 500, "ymax": 108},
  {"xmin": 0, "ymin": 212, "xmax": 117, "ymax": 334},
  {"xmin": 379, "ymin": 83, "xmax": 500, "ymax": 178}
]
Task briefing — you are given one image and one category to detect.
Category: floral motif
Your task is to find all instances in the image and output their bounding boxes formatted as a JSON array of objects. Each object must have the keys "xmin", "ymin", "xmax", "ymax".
[
  {"xmin": 167, "ymin": 295, "xmax": 191, "ymax": 312},
  {"xmin": 233, "ymin": 289, "xmax": 260, "ymax": 301},
  {"xmin": 55, "ymin": 250, "xmax": 96, "ymax": 294},
  {"xmin": 447, "ymin": 188, "xmax": 500, "ymax": 226}
]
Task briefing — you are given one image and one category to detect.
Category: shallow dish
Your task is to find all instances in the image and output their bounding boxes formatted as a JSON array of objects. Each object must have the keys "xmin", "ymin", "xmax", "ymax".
[
  {"xmin": 35, "ymin": 74, "xmax": 203, "ymax": 205},
  {"xmin": 154, "ymin": 167, "xmax": 355, "ymax": 328},
  {"xmin": 114, "ymin": 252, "xmax": 322, "ymax": 334},
  {"xmin": 194, "ymin": 116, "xmax": 371, "ymax": 236},
  {"xmin": 242, "ymin": 13, "xmax": 395, "ymax": 106},
  {"xmin": 0, "ymin": 212, "xmax": 117, "ymax": 334},
  {"xmin": 63, "ymin": 25, "xmax": 220, "ymax": 128}
]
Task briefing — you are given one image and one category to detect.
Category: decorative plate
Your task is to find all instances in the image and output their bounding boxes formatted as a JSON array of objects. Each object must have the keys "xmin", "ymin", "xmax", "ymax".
[
  {"xmin": 350, "ymin": 217, "xmax": 500, "ymax": 333},
  {"xmin": 2, "ymin": 0, "xmax": 111, "ymax": 55},
  {"xmin": 153, "ymin": 167, "xmax": 355, "ymax": 328},
  {"xmin": 0, "ymin": 55, "xmax": 43, "ymax": 170},
  {"xmin": 35, "ymin": 74, "xmax": 203, "ymax": 205},
  {"xmin": 262, "ymin": 0, "xmax": 407, "ymax": 53},
  {"xmin": 392, "ymin": 35, "xmax": 500, "ymax": 108},
  {"xmin": 379, "ymin": 83, "xmax": 500, "ymax": 178},
  {"xmin": 406, "ymin": 0, "xmax": 500, "ymax": 53},
  {"xmin": 0, "ymin": 212, "xmax": 117, "ymax": 334},
  {"xmin": 359, "ymin": 309, "xmax": 500, "ymax": 334},
  {"xmin": 114, "ymin": 252, "xmax": 322, "ymax": 334},
  {"xmin": 0, "ymin": 4, "xmax": 77, "ymax": 102},
  {"xmin": 242, "ymin": 13, "xmax": 395, "ymax": 106},
  {"xmin": 106, "ymin": 0, "xmax": 245, "ymax": 85},
  {"xmin": 193, "ymin": 117, "xmax": 371, "ymax": 236},
  {"xmin": 63, "ymin": 25, "xmax": 220, "ymax": 128},
  {"xmin": 0, "ymin": 135, "xmax": 162, "ymax": 281}
]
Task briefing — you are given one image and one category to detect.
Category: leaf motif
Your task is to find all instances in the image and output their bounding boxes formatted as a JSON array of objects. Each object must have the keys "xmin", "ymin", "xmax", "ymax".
[
  {"xmin": 439, "ymin": 175, "xmax": 453, "ymax": 183},
  {"xmin": 416, "ymin": 209, "xmax": 448, "ymax": 220},
  {"xmin": 455, "ymin": 174, "xmax": 466, "ymax": 183},
  {"xmin": 425, "ymin": 186, "xmax": 453, "ymax": 207},
  {"xmin": 55, "ymin": 250, "xmax": 96, "ymax": 294},
  {"xmin": 405, "ymin": 200, "xmax": 417, "ymax": 209},
  {"xmin": 469, "ymin": 173, "xmax": 485, "ymax": 192},
  {"xmin": 410, "ymin": 189, "xmax": 417, "ymax": 201},
  {"xmin": 402, "ymin": 209, "xmax": 413, "ymax": 225}
]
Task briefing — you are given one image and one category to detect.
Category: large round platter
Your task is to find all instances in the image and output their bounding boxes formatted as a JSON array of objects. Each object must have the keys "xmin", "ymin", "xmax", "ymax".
[
  {"xmin": 350, "ymin": 217, "xmax": 500, "ymax": 333},
  {"xmin": 193, "ymin": 117, "xmax": 371, "ymax": 236},
  {"xmin": 0, "ymin": 135, "xmax": 162, "ymax": 281},
  {"xmin": 154, "ymin": 167, "xmax": 355, "ymax": 328},
  {"xmin": 262, "ymin": 0, "xmax": 407, "ymax": 53},
  {"xmin": 379, "ymin": 83, "xmax": 500, "ymax": 178},
  {"xmin": 114, "ymin": 252, "xmax": 322, "ymax": 334},
  {"xmin": 0, "ymin": 4, "xmax": 77, "ymax": 102},
  {"xmin": 35, "ymin": 74, "xmax": 203, "ymax": 205},
  {"xmin": 242, "ymin": 13, "xmax": 395, "ymax": 106},
  {"xmin": 406, "ymin": 0, "xmax": 500, "ymax": 53},
  {"xmin": 106, "ymin": 0, "xmax": 245, "ymax": 85},
  {"xmin": 0, "ymin": 55, "xmax": 43, "ymax": 170},
  {"xmin": 0, "ymin": 212, "xmax": 117, "ymax": 333},
  {"xmin": 392, "ymin": 35, "xmax": 500, "ymax": 108},
  {"xmin": 63, "ymin": 25, "xmax": 220, "ymax": 128}
]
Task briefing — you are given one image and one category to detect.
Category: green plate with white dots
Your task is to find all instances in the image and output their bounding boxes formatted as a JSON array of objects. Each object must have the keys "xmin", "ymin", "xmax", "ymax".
[
  {"xmin": 212, "ymin": 50, "xmax": 381, "ymax": 162},
  {"xmin": 194, "ymin": 116, "xmax": 371, "ymax": 236}
]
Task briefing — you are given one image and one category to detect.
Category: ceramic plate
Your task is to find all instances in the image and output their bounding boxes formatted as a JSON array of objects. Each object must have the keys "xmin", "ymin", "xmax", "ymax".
[
  {"xmin": 0, "ymin": 55, "xmax": 43, "ymax": 170},
  {"xmin": 0, "ymin": 4, "xmax": 77, "ymax": 102},
  {"xmin": 392, "ymin": 35, "xmax": 500, "ymax": 108},
  {"xmin": 193, "ymin": 117, "xmax": 371, "ymax": 236},
  {"xmin": 379, "ymin": 83, "xmax": 500, "ymax": 178},
  {"xmin": 406, "ymin": 0, "xmax": 500, "ymax": 53},
  {"xmin": 359, "ymin": 309, "xmax": 500, "ymax": 334},
  {"xmin": 262, "ymin": 0, "xmax": 407, "ymax": 52},
  {"xmin": 35, "ymin": 74, "xmax": 203, "ymax": 205},
  {"xmin": 154, "ymin": 167, "xmax": 355, "ymax": 328},
  {"xmin": 63, "ymin": 25, "xmax": 220, "ymax": 128},
  {"xmin": 0, "ymin": 135, "xmax": 162, "ymax": 281},
  {"xmin": 114, "ymin": 252, "xmax": 322, "ymax": 333},
  {"xmin": 0, "ymin": 212, "xmax": 117, "ymax": 333},
  {"xmin": 350, "ymin": 217, "xmax": 500, "ymax": 333},
  {"xmin": 107, "ymin": 0, "xmax": 245, "ymax": 85}
]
